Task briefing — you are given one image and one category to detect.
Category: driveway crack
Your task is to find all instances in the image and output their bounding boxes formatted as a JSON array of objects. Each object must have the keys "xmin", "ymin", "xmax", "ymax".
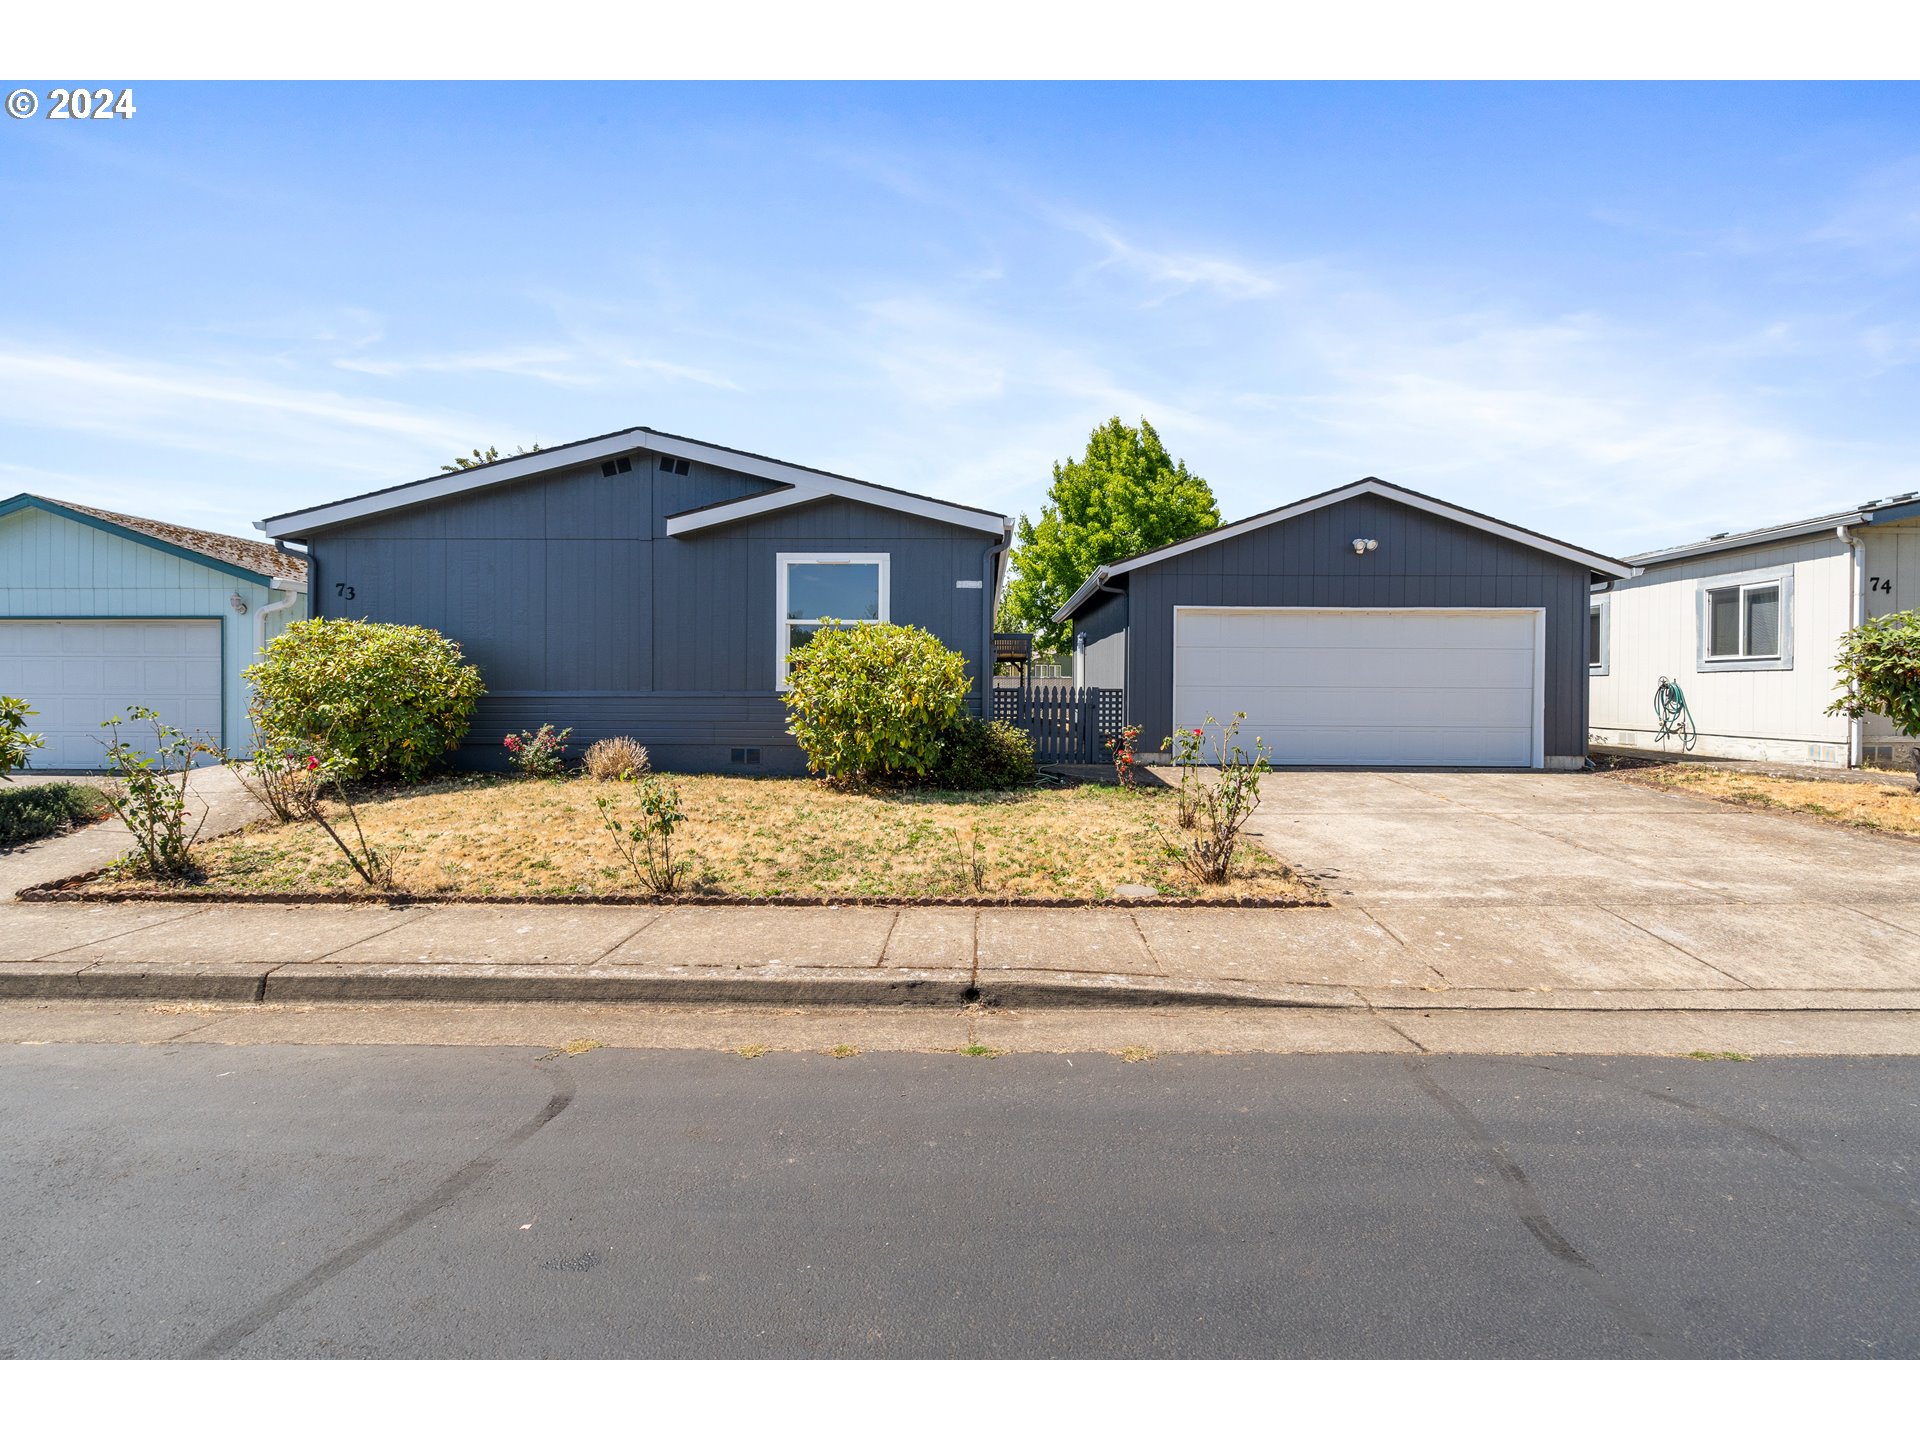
[{"xmin": 1593, "ymin": 904, "xmax": 1754, "ymax": 990}]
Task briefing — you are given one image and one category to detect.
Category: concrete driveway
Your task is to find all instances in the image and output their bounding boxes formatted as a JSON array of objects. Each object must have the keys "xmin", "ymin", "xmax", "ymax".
[
  {"xmin": 1250, "ymin": 770, "xmax": 1920, "ymax": 996},
  {"xmin": 0, "ymin": 767, "xmax": 264, "ymax": 901}
]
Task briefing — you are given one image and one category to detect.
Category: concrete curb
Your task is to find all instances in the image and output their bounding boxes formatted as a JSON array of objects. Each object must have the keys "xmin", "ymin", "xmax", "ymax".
[
  {"xmin": 5, "ymin": 961, "xmax": 1920, "ymax": 1017},
  {"xmin": 0, "ymin": 964, "xmax": 1337, "ymax": 1009}
]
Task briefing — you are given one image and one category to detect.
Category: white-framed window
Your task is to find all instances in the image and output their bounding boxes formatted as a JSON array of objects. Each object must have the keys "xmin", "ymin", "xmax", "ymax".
[
  {"xmin": 1588, "ymin": 595, "xmax": 1610, "ymax": 675},
  {"xmin": 1696, "ymin": 567, "xmax": 1793, "ymax": 672},
  {"xmin": 776, "ymin": 552, "xmax": 890, "ymax": 688}
]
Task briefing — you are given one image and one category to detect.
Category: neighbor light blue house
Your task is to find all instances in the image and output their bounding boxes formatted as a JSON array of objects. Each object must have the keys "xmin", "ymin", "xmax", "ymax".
[{"xmin": 0, "ymin": 494, "xmax": 309, "ymax": 769}]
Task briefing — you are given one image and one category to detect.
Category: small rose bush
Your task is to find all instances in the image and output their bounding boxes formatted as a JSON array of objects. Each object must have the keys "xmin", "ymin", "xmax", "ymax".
[
  {"xmin": 504, "ymin": 724, "xmax": 572, "ymax": 779},
  {"xmin": 1159, "ymin": 712, "xmax": 1272, "ymax": 884},
  {"xmin": 1, "ymin": 695, "xmax": 45, "ymax": 779},
  {"xmin": 1105, "ymin": 723, "xmax": 1143, "ymax": 787}
]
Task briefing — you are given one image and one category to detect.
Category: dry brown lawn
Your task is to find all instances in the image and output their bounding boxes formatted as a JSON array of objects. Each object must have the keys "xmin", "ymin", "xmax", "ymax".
[
  {"xmin": 1614, "ymin": 764, "xmax": 1920, "ymax": 837},
  {"xmin": 90, "ymin": 773, "xmax": 1316, "ymax": 901}
]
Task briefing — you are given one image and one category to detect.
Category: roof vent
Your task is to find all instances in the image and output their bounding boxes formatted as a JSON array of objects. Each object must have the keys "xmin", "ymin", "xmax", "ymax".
[
  {"xmin": 658, "ymin": 456, "xmax": 691, "ymax": 476},
  {"xmin": 1708, "ymin": 532, "xmax": 1729, "ymax": 540},
  {"xmin": 600, "ymin": 456, "xmax": 633, "ymax": 478}
]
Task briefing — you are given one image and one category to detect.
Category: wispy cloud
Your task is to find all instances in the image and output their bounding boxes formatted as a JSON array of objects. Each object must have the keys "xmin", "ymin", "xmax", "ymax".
[
  {"xmin": 335, "ymin": 343, "xmax": 741, "ymax": 391},
  {"xmin": 0, "ymin": 344, "xmax": 483, "ymax": 477},
  {"xmin": 1049, "ymin": 208, "xmax": 1310, "ymax": 301}
]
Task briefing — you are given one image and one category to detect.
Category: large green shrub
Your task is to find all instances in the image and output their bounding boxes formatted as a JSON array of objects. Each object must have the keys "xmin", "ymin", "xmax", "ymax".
[
  {"xmin": 1829, "ymin": 609, "xmax": 1920, "ymax": 790},
  {"xmin": 245, "ymin": 618, "xmax": 485, "ymax": 783},
  {"xmin": 929, "ymin": 718, "xmax": 1038, "ymax": 790},
  {"xmin": 784, "ymin": 622, "xmax": 971, "ymax": 781}
]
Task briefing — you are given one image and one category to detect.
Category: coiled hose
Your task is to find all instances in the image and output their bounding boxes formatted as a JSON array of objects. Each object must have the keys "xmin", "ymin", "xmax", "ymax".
[{"xmin": 1654, "ymin": 676, "xmax": 1696, "ymax": 751}]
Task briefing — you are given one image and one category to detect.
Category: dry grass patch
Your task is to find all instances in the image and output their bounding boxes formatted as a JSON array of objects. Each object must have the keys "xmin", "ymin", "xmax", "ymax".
[
  {"xmin": 78, "ymin": 773, "xmax": 1316, "ymax": 902},
  {"xmin": 1614, "ymin": 764, "xmax": 1920, "ymax": 837}
]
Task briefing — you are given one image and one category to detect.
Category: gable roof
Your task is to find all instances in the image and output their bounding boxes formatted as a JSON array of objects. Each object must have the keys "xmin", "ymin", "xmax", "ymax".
[
  {"xmin": 1626, "ymin": 491, "xmax": 1920, "ymax": 567},
  {"xmin": 1, "ymin": 493, "xmax": 307, "ymax": 586},
  {"xmin": 257, "ymin": 426, "xmax": 1010, "ymax": 539},
  {"xmin": 1053, "ymin": 476, "xmax": 1632, "ymax": 623}
]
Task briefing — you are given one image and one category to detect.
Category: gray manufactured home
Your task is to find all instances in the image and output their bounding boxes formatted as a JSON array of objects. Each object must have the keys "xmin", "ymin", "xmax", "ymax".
[
  {"xmin": 258, "ymin": 429, "xmax": 1012, "ymax": 773},
  {"xmin": 1054, "ymin": 478, "xmax": 1632, "ymax": 770}
]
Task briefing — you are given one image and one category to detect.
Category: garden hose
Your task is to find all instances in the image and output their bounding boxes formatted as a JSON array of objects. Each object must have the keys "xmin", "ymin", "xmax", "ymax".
[{"xmin": 1653, "ymin": 676, "xmax": 1697, "ymax": 752}]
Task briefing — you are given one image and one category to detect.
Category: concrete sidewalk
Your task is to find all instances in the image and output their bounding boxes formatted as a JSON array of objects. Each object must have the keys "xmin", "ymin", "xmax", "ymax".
[{"xmin": 3, "ymin": 894, "xmax": 1919, "ymax": 1013}]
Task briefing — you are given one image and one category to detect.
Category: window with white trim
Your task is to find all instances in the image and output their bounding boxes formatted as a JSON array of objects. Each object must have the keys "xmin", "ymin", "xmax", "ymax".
[
  {"xmin": 1696, "ymin": 567, "xmax": 1793, "ymax": 672},
  {"xmin": 1588, "ymin": 596, "xmax": 1610, "ymax": 675},
  {"xmin": 776, "ymin": 553, "xmax": 889, "ymax": 687}
]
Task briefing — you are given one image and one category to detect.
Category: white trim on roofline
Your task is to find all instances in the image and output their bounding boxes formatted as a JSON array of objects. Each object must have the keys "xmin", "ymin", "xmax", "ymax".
[
  {"xmin": 1052, "ymin": 478, "xmax": 1632, "ymax": 623},
  {"xmin": 257, "ymin": 428, "xmax": 1007, "ymax": 539},
  {"xmin": 666, "ymin": 473, "xmax": 1005, "ymax": 537}
]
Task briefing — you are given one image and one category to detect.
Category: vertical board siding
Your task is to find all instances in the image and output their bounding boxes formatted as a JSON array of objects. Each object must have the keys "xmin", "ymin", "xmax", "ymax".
[
  {"xmin": 307, "ymin": 454, "xmax": 999, "ymax": 767},
  {"xmin": 1863, "ymin": 520, "xmax": 1920, "ymax": 748},
  {"xmin": 1588, "ymin": 531, "xmax": 1853, "ymax": 764},
  {"xmin": 1074, "ymin": 586, "xmax": 1129, "ymax": 691},
  {"xmin": 1117, "ymin": 494, "xmax": 1592, "ymax": 761},
  {"xmin": 0, "ymin": 506, "xmax": 307, "ymax": 752}
]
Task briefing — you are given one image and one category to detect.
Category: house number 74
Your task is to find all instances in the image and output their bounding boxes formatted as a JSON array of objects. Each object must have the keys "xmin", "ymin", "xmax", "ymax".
[{"xmin": 1869, "ymin": 577, "xmax": 1893, "ymax": 595}]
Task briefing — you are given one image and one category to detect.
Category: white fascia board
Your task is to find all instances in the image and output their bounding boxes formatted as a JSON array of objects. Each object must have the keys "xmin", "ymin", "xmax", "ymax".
[
  {"xmin": 257, "ymin": 432, "xmax": 646, "ymax": 538},
  {"xmin": 1099, "ymin": 480, "xmax": 1632, "ymax": 582},
  {"xmin": 261, "ymin": 425, "xmax": 1006, "ymax": 540},
  {"xmin": 666, "ymin": 485, "xmax": 820, "ymax": 536},
  {"xmin": 1052, "ymin": 567, "xmax": 1112, "ymax": 625},
  {"xmin": 665, "ymin": 470, "xmax": 1006, "ymax": 537}
]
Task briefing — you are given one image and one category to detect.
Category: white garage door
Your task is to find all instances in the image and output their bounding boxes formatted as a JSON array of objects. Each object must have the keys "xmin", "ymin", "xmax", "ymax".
[
  {"xmin": 1172, "ymin": 608, "xmax": 1541, "ymax": 768},
  {"xmin": 0, "ymin": 620, "xmax": 223, "ymax": 770}
]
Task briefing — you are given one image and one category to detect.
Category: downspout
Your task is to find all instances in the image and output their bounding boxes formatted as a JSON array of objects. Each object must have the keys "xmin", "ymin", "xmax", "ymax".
[
  {"xmin": 980, "ymin": 523, "xmax": 1012, "ymax": 718},
  {"xmin": 253, "ymin": 578, "xmax": 303, "ymax": 658},
  {"xmin": 1838, "ymin": 524, "xmax": 1865, "ymax": 768}
]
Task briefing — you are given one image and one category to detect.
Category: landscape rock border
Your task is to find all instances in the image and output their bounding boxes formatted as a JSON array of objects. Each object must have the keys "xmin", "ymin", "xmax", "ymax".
[{"xmin": 15, "ymin": 867, "xmax": 1328, "ymax": 910}]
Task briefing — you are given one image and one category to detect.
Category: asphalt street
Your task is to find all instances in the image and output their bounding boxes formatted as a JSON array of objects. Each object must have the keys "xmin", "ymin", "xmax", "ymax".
[{"xmin": 2, "ymin": 1045, "xmax": 1916, "ymax": 1358}]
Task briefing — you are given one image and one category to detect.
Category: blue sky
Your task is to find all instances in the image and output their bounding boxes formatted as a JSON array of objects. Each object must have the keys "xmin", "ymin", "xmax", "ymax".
[{"xmin": 1, "ymin": 81, "xmax": 1915, "ymax": 555}]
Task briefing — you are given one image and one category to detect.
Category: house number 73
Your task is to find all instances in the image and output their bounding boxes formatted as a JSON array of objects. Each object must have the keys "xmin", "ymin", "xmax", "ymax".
[{"xmin": 334, "ymin": 582, "xmax": 356, "ymax": 600}]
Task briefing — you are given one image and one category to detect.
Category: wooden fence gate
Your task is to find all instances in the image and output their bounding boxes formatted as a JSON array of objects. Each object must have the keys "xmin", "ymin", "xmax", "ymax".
[{"xmin": 990, "ymin": 684, "xmax": 1125, "ymax": 765}]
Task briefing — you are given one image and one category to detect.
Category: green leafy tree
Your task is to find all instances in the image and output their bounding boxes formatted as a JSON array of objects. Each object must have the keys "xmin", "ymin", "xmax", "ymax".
[
  {"xmin": 1000, "ymin": 417, "xmax": 1220, "ymax": 655},
  {"xmin": 1828, "ymin": 610, "xmax": 1920, "ymax": 790},
  {"xmin": 442, "ymin": 444, "xmax": 541, "ymax": 473}
]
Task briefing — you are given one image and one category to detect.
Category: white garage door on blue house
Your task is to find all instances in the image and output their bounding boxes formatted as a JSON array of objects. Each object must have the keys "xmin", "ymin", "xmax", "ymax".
[
  {"xmin": 0, "ymin": 620, "xmax": 224, "ymax": 769},
  {"xmin": 0, "ymin": 494, "xmax": 307, "ymax": 771}
]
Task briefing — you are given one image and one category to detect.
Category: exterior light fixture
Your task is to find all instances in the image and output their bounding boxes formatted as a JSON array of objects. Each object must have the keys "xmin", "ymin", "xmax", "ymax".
[
  {"xmin": 229, "ymin": 593, "xmax": 249, "ymax": 614},
  {"xmin": 1350, "ymin": 538, "xmax": 1378, "ymax": 555}
]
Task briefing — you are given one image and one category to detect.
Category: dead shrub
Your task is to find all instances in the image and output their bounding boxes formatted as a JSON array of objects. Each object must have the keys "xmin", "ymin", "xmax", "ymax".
[{"xmin": 584, "ymin": 736, "xmax": 650, "ymax": 781}]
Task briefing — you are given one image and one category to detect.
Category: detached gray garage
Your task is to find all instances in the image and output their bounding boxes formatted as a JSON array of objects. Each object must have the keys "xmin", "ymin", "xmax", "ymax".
[{"xmin": 1054, "ymin": 478, "xmax": 1631, "ymax": 770}]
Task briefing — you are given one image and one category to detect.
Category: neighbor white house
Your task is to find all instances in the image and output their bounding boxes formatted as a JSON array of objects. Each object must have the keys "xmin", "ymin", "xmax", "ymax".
[{"xmin": 1588, "ymin": 492, "xmax": 1920, "ymax": 770}]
